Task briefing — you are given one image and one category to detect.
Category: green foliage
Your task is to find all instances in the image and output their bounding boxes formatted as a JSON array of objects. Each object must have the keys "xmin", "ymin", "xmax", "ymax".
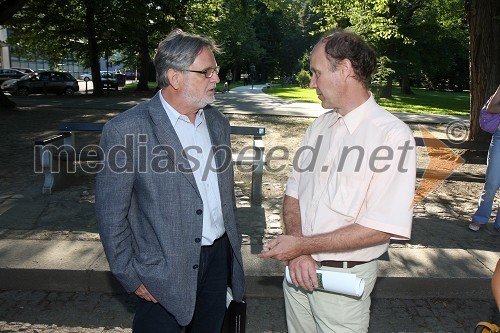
[
  {"xmin": 2, "ymin": 0, "xmax": 470, "ymax": 96},
  {"xmin": 296, "ymin": 69, "xmax": 311, "ymax": 88},
  {"xmin": 371, "ymin": 56, "xmax": 394, "ymax": 93},
  {"xmin": 5, "ymin": 0, "xmax": 89, "ymax": 67},
  {"xmin": 309, "ymin": 0, "xmax": 469, "ymax": 92}
]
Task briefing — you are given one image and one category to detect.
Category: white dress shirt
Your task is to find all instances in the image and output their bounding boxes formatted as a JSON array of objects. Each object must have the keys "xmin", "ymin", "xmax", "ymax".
[{"xmin": 160, "ymin": 93, "xmax": 225, "ymax": 245}]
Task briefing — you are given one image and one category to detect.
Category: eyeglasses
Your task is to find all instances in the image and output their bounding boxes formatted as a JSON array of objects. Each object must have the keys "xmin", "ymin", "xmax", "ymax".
[{"xmin": 184, "ymin": 66, "xmax": 220, "ymax": 78}]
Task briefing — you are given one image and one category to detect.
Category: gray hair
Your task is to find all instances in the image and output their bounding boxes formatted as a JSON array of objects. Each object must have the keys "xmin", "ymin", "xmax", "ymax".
[{"xmin": 154, "ymin": 29, "xmax": 221, "ymax": 88}]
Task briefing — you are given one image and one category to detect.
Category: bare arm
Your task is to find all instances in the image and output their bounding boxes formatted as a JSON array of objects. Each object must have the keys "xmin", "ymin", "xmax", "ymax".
[
  {"xmin": 259, "ymin": 195, "xmax": 390, "ymax": 290},
  {"xmin": 260, "ymin": 223, "xmax": 391, "ymax": 262},
  {"xmin": 282, "ymin": 195, "xmax": 302, "ymax": 237},
  {"xmin": 486, "ymin": 86, "xmax": 500, "ymax": 114},
  {"xmin": 260, "ymin": 195, "xmax": 320, "ymax": 290}
]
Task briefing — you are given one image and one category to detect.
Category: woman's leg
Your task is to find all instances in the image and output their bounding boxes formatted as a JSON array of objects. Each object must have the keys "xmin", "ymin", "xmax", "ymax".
[{"xmin": 471, "ymin": 129, "xmax": 500, "ymax": 229}]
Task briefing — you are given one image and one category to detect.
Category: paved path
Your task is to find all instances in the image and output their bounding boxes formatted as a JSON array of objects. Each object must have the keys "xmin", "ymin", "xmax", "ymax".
[
  {"xmin": 1, "ymin": 86, "xmax": 499, "ymax": 332},
  {"xmin": 0, "ymin": 290, "xmax": 498, "ymax": 333}
]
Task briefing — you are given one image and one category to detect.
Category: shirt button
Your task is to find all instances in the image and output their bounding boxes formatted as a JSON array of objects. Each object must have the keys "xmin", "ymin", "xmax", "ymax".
[
  {"xmin": 195, "ymin": 238, "xmax": 201, "ymax": 243},
  {"xmin": 193, "ymin": 264, "xmax": 199, "ymax": 269},
  {"xmin": 196, "ymin": 209, "xmax": 203, "ymax": 215}
]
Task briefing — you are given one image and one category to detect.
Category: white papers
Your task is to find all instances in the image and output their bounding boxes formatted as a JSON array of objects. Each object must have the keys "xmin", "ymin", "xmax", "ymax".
[{"xmin": 285, "ymin": 266, "xmax": 365, "ymax": 297}]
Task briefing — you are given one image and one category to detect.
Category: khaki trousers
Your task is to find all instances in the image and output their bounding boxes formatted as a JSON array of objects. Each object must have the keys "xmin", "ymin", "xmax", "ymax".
[{"xmin": 283, "ymin": 260, "xmax": 378, "ymax": 333}]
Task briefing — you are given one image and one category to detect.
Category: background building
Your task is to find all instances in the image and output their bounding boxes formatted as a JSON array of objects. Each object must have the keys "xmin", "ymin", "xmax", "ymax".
[{"xmin": 1, "ymin": 27, "xmax": 90, "ymax": 77}]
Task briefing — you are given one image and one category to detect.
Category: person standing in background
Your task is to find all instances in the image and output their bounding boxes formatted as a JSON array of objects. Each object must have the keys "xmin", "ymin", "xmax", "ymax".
[
  {"xmin": 469, "ymin": 85, "xmax": 500, "ymax": 233},
  {"xmin": 225, "ymin": 69, "xmax": 233, "ymax": 91}
]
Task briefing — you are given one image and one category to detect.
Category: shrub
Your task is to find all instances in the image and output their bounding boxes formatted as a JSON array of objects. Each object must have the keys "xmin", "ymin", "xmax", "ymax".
[{"xmin": 296, "ymin": 69, "xmax": 311, "ymax": 89}]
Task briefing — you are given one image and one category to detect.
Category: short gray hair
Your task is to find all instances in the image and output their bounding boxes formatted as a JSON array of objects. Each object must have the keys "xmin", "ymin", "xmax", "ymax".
[{"xmin": 154, "ymin": 29, "xmax": 221, "ymax": 89}]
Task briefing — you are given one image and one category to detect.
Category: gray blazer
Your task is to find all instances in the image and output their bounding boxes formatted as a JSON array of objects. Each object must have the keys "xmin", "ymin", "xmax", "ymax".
[{"xmin": 95, "ymin": 93, "xmax": 245, "ymax": 326}]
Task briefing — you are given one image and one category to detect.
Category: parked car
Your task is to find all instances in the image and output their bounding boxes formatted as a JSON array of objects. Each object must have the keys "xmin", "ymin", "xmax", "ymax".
[
  {"xmin": 79, "ymin": 73, "xmax": 92, "ymax": 81},
  {"xmin": 0, "ymin": 68, "xmax": 26, "ymax": 82},
  {"xmin": 1, "ymin": 70, "xmax": 79, "ymax": 96},
  {"xmin": 124, "ymin": 70, "xmax": 139, "ymax": 80},
  {"xmin": 100, "ymin": 71, "xmax": 125, "ymax": 90},
  {"xmin": 10, "ymin": 67, "xmax": 34, "ymax": 73},
  {"xmin": 78, "ymin": 71, "xmax": 126, "ymax": 89}
]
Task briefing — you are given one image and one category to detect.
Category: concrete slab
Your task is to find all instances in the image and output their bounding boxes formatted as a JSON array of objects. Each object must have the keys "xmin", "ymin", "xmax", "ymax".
[
  {"xmin": 0, "ymin": 238, "xmax": 495, "ymax": 299},
  {"xmin": 0, "ymin": 239, "xmax": 102, "ymax": 270},
  {"xmin": 378, "ymin": 248, "xmax": 494, "ymax": 278},
  {"xmin": 242, "ymin": 245, "xmax": 285, "ymax": 276}
]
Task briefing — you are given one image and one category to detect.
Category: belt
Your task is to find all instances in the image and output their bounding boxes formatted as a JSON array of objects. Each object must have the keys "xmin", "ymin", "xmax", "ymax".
[{"xmin": 320, "ymin": 260, "xmax": 369, "ymax": 269}]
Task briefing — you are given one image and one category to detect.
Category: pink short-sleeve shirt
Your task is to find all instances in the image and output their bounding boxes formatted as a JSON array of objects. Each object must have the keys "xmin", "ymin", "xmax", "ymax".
[{"xmin": 286, "ymin": 95, "xmax": 416, "ymax": 262}]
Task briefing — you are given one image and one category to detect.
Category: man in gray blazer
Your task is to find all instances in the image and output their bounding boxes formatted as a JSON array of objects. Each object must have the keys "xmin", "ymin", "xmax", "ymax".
[{"xmin": 96, "ymin": 29, "xmax": 245, "ymax": 332}]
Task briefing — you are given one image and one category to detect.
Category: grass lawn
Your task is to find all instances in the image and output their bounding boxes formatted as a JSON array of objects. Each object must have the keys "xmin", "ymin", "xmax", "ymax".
[{"xmin": 265, "ymin": 86, "xmax": 470, "ymax": 116}]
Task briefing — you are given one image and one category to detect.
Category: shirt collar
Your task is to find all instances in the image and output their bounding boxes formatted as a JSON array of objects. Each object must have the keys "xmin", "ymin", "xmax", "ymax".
[
  {"xmin": 158, "ymin": 91, "xmax": 205, "ymax": 127},
  {"xmin": 335, "ymin": 92, "xmax": 377, "ymax": 134}
]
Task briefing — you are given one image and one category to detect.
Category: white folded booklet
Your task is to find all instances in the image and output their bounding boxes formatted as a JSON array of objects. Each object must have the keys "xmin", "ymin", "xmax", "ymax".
[{"xmin": 285, "ymin": 266, "xmax": 365, "ymax": 297}]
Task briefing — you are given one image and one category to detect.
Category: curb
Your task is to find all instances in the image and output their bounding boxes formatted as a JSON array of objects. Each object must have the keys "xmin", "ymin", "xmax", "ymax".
[
  {"xmin": 0, "ymin": 269, "xmax": 493, "ymax": 300},
  {"xmin": 0, "ymin": 240, "xmax": 497, "ymax": 299}
]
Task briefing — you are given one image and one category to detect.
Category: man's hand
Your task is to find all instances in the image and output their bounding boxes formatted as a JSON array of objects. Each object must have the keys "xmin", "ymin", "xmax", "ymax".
[
  {"xmin": 288, "ymin": 255, "xmax": 320, "ymax": 291},
  {"xmin": 258, "ymin": 235, "xmax": 303, "ymax": 262},
  {"xmin": 135, "ymin": 284, "xmax": 158, "ymax": 303}
]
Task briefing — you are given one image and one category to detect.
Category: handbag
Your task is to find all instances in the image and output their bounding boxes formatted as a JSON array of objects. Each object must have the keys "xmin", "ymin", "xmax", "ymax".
[
  {"xmin": 479, "ymin": 98, "xmax": 500, "ymax": 134},
  {"xmin": 221, "ymin": 287, "xmax": 246, "ymax": 333},
  {"xmin": 475, "ymin": 321, "xmax": 500, "ymax": 333}
]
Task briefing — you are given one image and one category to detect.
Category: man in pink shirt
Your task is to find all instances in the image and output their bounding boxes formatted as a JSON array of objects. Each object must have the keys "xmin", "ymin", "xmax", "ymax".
[{"xmin": 259, "ymin": 30, "xmax": 416, "ymax": 332}]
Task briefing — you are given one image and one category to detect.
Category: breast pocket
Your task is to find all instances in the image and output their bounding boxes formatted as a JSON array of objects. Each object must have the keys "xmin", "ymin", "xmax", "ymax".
[{"xmin": 326, "ymin": 172, "xmax": 369, "ymax": 218}]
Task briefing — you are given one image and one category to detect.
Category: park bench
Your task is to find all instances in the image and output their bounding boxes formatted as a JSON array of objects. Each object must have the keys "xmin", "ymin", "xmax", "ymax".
[
  {"xmin": 34, "ymin": 122, "xmax": 266, "ymax": 205},
  {"xmin": 414, "ymin": 135, "xmax": 489, "ymax": 182}
]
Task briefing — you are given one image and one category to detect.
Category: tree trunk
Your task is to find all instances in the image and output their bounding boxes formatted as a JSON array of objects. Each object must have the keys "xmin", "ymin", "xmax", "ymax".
[
  {"xmin": 400, "ymin": 74, "xmax": 413, "ymax": 95},
  {"xmin": 465, "ymin": 0, "xmax": 500, "ymax": 142},
  {"xmin": 84, "ymin": 0, "xmax": 103, "ymax": 96},
  {"xmin": 379, "ymin": 74, "xmax": 394, "ymax": 99},
  {"xmin": 136, "ymin": 38, "xmax": 151, "ymax": 91}
]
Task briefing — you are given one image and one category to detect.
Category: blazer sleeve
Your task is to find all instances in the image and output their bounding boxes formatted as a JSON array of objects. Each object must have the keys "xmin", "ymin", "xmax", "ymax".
[{"xmin": 95, "ymin": 121, "xmax": 142, "ymax": 293}]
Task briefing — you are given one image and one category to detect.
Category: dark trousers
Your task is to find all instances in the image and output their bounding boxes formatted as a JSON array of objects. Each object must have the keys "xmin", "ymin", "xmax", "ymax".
[{"xmin": 132, "ymin": 234, "xmax": 230, "ymax": 333}]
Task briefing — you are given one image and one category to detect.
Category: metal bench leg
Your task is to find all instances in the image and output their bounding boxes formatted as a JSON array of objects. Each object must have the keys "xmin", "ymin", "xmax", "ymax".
[
  {"xmin": 42, "ymin": 172, "xmax": 55, "ymax": 194},
  {"xmin": 251, "ymin": 138, "xmax": 265, "ymax": 206}
]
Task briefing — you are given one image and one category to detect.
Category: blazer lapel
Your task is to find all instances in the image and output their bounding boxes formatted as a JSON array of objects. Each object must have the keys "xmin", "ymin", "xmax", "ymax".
[
  {"xmin": 204, "ymin": 106, "xmax": 233, "ymax": 194},
  {"xmin": 147, "ymin": 94, "xmax": 200, "ymax": 196},
  {"xmin": 204, "ymin": 106, "xmax": 226, "ymax": 169}
]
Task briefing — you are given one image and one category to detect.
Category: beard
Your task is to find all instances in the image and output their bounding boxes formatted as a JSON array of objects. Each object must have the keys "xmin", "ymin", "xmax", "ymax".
[{"xmin": 181, "ymin": 86, "xmax": 215, "ymax": 110}]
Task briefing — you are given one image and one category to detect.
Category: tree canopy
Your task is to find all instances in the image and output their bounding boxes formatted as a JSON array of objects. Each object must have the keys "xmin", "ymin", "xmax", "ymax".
[{"xmin": 1, "ymin": 0, "xmax": 498, "ymax": 143}]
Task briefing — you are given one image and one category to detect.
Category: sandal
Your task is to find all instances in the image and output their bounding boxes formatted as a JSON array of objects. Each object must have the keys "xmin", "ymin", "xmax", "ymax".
[{"xmin": 469, "ymin": 222, "xmax": 483, "ymax": 232}]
